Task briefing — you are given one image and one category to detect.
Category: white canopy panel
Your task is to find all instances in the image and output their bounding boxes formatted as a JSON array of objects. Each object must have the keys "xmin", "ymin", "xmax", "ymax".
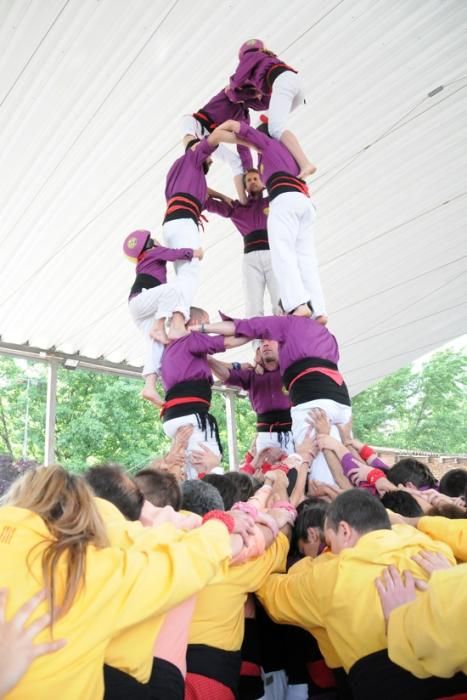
[{"xmin": 1, "ymin": 0, "xmax": 466, "ymax": 394}]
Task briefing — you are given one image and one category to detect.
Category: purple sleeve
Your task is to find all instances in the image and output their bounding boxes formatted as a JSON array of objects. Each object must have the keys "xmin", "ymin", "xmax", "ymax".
[
  {"xmin": 205, "ymin": 197, "xmax": 233, "ymax": 218},
  {"xmin": 370, "ymin": 457, "xmax": 389, "ymax": 471},
  {"xmin": 341, "ymin": 452, "xmax": 361, "ymax": 478},
  {"xmin": 237, "ymin": 143, "xmax": 253, "ymax": 171},
  {"xmin": 227, "ymin": 368, "xmax": 252, "ymax": 390},
  {"xmin": 153, "ymin": 246, "xmax": 193, "ymax": 262},
  {"xmin": 187, "ymin": 332, "xmax": 226, "ymax": 356},
  {"xmin": 238, "ymin": 122, "xmax": 270, "ymax": 151},
  {"xmin": 192, "ymin": 137, "xmax": 217, "ymax": 168},
  {"xmin": 234, "ymin": 316, "xmax": 286, "ymax": 342}
]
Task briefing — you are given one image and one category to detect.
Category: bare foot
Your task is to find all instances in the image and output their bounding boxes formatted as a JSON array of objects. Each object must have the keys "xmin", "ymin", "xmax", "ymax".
[
  {"xmin": 150, "ymin": 325, "xmax": 169, "ymax": 344},
  {"xmin": 298, "ymin": 162, "xmax": 317, "ymax": 180},
  {"xmin": 315, "ymin": 315, "xmax": 328, "ymax": 326},
  {"xmin": 141, "ymin": 389, "xmax": 164, "ymax": 407},
  {"xmin": 292, "ymin": 304, "xmax": 312, "ymax": 318}
]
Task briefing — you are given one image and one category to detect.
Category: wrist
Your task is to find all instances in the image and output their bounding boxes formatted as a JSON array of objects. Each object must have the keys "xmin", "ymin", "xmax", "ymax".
[
  {"xmin": 359, "ymin": 444, "xmax": 375, "ymax": 462},
  {"xmin": 200, "ymin": 323, "xmax": 206, "ymax": 334},
  {"xmin": 231, "ymin": 361, "xmax": 241, "ymax": 371},
  {"xmin": 367, "ymin": 468, "xmax": 385, "ymax": 487},
  {"xmin": 202, "ymin": 510, "xmax": 235, "ymax": 533}
]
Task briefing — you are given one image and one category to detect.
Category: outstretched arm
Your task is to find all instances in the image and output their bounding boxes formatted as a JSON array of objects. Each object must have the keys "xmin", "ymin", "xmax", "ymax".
[
  {"xmin": 207, "ymin": 356, "xmax": 231, "ymax": 383},
  {"xmin": 224, "ymin": 335, "xmax": 250, "ymax": 349}
]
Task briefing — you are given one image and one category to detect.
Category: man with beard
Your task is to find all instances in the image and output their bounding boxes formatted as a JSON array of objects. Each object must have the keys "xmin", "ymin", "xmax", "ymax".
[
  {"xmin": 205, "ymin": 168, "xmax": 279, "ymax": 317},
  {"xmin": 208, "ymin": 338, "xmax": 294, "ymax": 454}
]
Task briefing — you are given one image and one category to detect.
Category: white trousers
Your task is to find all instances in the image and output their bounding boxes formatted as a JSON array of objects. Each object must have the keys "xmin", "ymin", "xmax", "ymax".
[
  {"xmin": 256, "ymin": 430, "xmax": 295, "ymax": 455},
  {"xmin": 162, "ymin": 218, "xmax": 201, "ymax": 319},
  {"xmin": 260, "ymin": 669, "xmax": 288, "ymax": 700},
  {"xmin": 181, "ymin": 114, "xmax": 244, "ymax": 176},
  {"xmin": 268, "ymin": 192, "xmax": 326, "ymax": 317},
  {"xmin": 268, "ymin": 71, "xmax": 305, "ymax": 139},
  {"xmin": 291, "ymin": 399, "xmax": 352, "ymax": 485},
  {"xmin": 163, "ymin": 413, "xmax": 222, "ymax": 481},
  {"xmin": 243, "ymin": 250, "xmax": 280, "ymax": 317},
  {"xmin": 128, "ymin": 285, "xmax": 182, "ymax": 376}
]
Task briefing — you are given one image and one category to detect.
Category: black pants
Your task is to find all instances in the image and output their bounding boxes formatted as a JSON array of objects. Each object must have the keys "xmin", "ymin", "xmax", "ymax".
[
  {"xmin": 349, "ymin": 650, "xmax": 467, "ymax": 700},
  {"xmin": 104, "ymin": 658, "xmax": 184, "ymax": 700}
]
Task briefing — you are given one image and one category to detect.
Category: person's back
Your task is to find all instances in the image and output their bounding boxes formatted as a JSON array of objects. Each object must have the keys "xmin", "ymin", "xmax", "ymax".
[{"xmin": 257, "ymin": 491, "xmax": 456, "ymax": 675}]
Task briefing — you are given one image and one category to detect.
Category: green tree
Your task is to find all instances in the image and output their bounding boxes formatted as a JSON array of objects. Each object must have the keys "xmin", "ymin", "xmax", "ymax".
[{"xmin": 353, "ymin": 349, "xmax": 467, "ymax": 453}]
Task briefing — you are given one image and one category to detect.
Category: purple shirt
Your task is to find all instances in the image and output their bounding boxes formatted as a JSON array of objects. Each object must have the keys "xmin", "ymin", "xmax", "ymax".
[
  {"xmin": 197, "ymin": 90, "xmax": 253, "ymax": 172},
  {"xmin": 205, "ymin": 194, "xmax": 269, "ymax": 236},
  {"xmin": 227, "ymin": 366, "xmax": 290, "ymax": 414},
  {"xmin": 136, "ymin": 245, "xmax": 193, "ymax": 284},
  {"xmin": 233, "ymin": 316, "xmax": 340, "ymax": 375},
  {"xmin": 160, "ymin": 333, "xmax": 226, "ymax": 392},
  {"xmin": 228, "ymin": 51, "xmax": 284, "ymax": 101},
  {"xmin": 238, "ymin": 123, "xmax": 299, "ymax": 183},
  {"xmin": 165, "ymin": 138, "xmax": 217, "ymax": 205}
]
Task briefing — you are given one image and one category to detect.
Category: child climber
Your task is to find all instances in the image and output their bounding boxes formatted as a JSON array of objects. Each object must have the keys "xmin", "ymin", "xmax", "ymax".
[{"xmin": 123, "ymin": 229, "xmax": 203, "ymax": 406}]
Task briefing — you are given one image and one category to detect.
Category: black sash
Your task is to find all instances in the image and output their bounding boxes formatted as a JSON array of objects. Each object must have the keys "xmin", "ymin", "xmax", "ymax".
[
  {"xmin": 282, "ymin": 357, "xmax": 351, "ymax": 407},
  {"xmin": 266, "ymin": 171, "xmax": 309, "ymax": 201},
  {"xmin": 186, "ymin": 644, "xmax": 242, "ymax": 695},
  {"xmin": 163, "ymin": 192, "xmax": 202, "ymax": 224},
  {"xmin": 243, "ymin": 229, "xmax": 270, "ymax": 253},
  {"xmin": 129, "ymin": 273, "xmax": 161, "ymax": 299}
]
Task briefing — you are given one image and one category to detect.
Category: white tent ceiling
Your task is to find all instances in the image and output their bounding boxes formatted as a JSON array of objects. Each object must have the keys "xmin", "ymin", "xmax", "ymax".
[{"xmin": 0, "ymin": 0, "xmax": 466, "ymax": 395}]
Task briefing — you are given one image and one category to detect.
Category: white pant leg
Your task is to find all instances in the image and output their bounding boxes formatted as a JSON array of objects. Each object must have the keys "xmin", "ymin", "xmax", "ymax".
[
  {"xmin": 262, "ymin": 250, "xmax": 281, "ymax": 315},
  {"xmin": 256, "ymin": 431, "xmax": 295, "ymax": 455},
  {"xmin": 260, "ymin": 669, "xmax": 288, "ymax": 700},
  {"xmin": 180, "ymin": 114, "xmax": 243, "ymax": 175},
  {"xmin": 286, "ymin": 684, "xmax": 308, "ymax": 700},
  {"xmin": 291, "ymin": 399, "xmax": 352, "ymax": 485},
  {"xmin": 163, "ymin": 414, "xmax": 222, "ymax": 480},
  {"xmin": 268, "ymin": 71, "xmax": 305, "ymax": 139},
  {"xmin": 163, "ymin": 219, "xmax": 201, "ymax": 318},
  {"xmin": 243, "ymin": 251, "xmax": 267, "ymax": 317},
  {"xmin": 268, "ymin": 193, "xmax": 310, "ymax": 312},
  {"xmin": 129, "ymin": 286, "xmax": 182, "ymax": 376},
  {"xmin": 296, "ymin": 200, "xmax": 327, "ymax": 318},
  {"xmin": 181, "ymin": 114, "xmax": 204, "ymax": 139}
]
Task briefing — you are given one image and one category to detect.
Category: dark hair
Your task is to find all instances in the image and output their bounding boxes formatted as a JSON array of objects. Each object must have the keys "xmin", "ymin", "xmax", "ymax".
[
  {"xmin": 223, "ymin": 471, "xmax": 254, "ymax": 502},
  {"xmin": 242, "ymin": 167, "xmax": 260, "ymax": 188},
  {"xmin": 386, "ymin": 459, "xmax": 437, "ymax": 489},
  {"xmin": 185, "ymin": 137, "xmax": 200, "ymax": 151},
  {"xmin": 381, "ymin": 491, "xmax": 423, "ymax": 517},
  {"xmin": 326, "ymin": 490, "xmax": 391, "ymax": 535},
  {"xmin": 202, "ymin": 474, "xmax": 238, "ymax": 510},
  {"xmin": 134, "ymin": 469, "xmax": 182, "ymax": 511},
  {"xmin": 84, "ymin": 464, "xmax": 144, "ymax": 521},
  {"xmin": 256, "ymin": 122, "xmax": 270, "ymax": 137},
  {"xmin": 294, "ymin": 500, "xmax": 329, "ymax": 542},
  {"xmin": 427, "ymin": 502, "xmax": 467, "ymax": 519},
  {"xmin": 439, "ymin": 469, "xmax": 467, "ymax": 498},
  {"xmin": 181, "ymin": 480, "xmax": 224, "ymax": 516}
]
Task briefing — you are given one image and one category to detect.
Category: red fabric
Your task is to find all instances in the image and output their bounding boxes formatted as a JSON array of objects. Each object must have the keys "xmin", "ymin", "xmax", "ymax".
[
  {"xmin": 288, "ymin": 366, "xmax": 344, "ymax": 392},
  {"xmin": 245, "ymin": 452, "xmax": 254, "ymax": 464},
  {"xmin": 185, "ymin": 673, "xmax": 235, "ymax": 700},
  {"xmin": 240, "ymin": 660, "xmax": 262, "ymax": 677},
  {"xmin": 359, "ymin": 444, "xmax": 375, "ymax": 462},
  {"xmin": 367, "ymin": 468, "xmax": 385, "ymax": 487},
  {"xmin": 436, "ymin": 695, "xmax": 467, "ymax": 700},
  {"xmin": 201, "ymin": 510, "xmax": 234, "ymax": 533},
  {"xmin": 306, "ymin": 659, "xmax": 336, "ymax": 689},
  {"xmin": 240, "ymin": 464, "xmax": 255, "ymax": 475},
  {"xmin": 160, "ymin": 396, "xmax": 209, "ymax": 417}
]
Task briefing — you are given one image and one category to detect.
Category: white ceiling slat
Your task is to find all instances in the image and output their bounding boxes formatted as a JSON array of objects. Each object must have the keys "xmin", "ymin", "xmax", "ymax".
[{"xmin": 1, "ymin": 0, "xmax": 466, "ymax": 394}]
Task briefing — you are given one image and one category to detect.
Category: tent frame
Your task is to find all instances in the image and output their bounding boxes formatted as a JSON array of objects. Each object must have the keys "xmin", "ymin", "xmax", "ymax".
[{"xmin": 0, "ymin": 341, "xmax": 240, "ymax": 469}]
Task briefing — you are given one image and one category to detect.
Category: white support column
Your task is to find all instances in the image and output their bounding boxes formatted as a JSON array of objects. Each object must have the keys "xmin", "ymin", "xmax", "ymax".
[
  {"xmin": 224, "ymin": 390, "xmax": 238, "ymax": 471},
  {"xmin": 44, "ymin": 358, "xmax": 59, "ymax": 465}
]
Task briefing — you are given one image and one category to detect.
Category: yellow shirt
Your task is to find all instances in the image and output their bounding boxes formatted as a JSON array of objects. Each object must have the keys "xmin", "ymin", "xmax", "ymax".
[
  {"xmin": 1, "ymin": 505, "xmax": 231, "ymax": 700},
  {"xmin": 188, "ymin": 532, "xmax": 289, "ymax": 651},
  {"xmin": 418, "ymin": 516, "xmax": 467, "ymax": 561},
  {"xmin": 257, "ymin": 525, "xmax": 455, "ymax": 672},
  {"xmin": 388, "ymin": 563, "xmax": 467, "ymax": 678}
]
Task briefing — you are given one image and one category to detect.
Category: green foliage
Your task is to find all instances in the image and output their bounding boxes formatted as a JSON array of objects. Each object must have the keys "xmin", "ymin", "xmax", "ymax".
[
  {"xmin": 353, "ymin": 349, "xmax": 467, "ymax": 453},
  {"xmin": 0, "ymin": 348, "xmax": 465, "ymax": 469}
]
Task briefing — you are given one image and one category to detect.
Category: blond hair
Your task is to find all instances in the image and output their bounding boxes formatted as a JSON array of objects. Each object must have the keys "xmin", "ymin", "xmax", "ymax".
[{"xmin": 3, "ymin": 465, "xmax": 109, "ymax": 623}]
